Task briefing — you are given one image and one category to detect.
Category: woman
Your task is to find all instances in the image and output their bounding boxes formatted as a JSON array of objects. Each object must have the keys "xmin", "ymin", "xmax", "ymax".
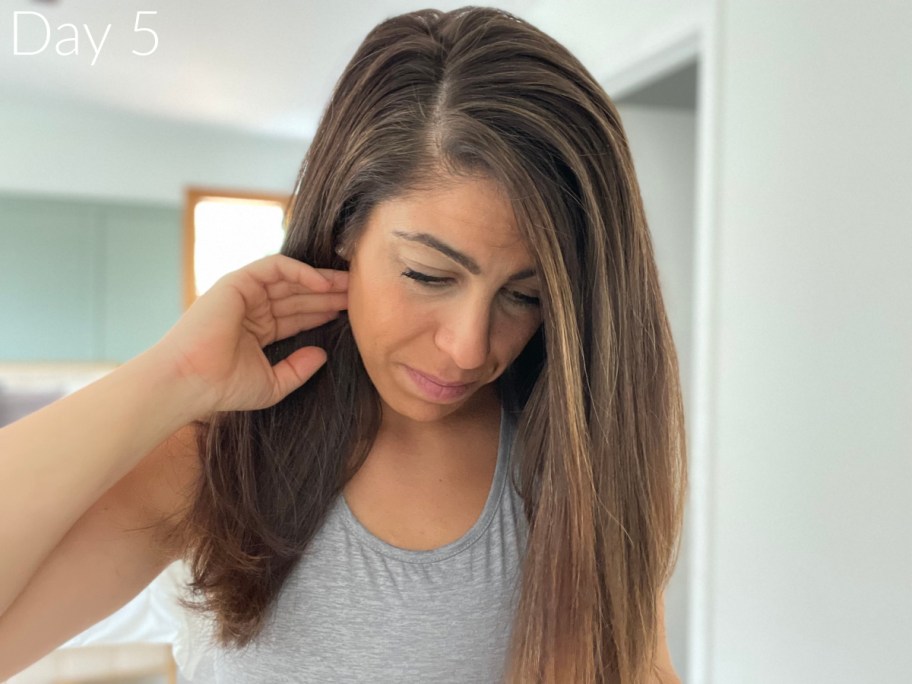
[{"xmin": 0, "ymin": 6, "xmax": 685, "ymax": 683}]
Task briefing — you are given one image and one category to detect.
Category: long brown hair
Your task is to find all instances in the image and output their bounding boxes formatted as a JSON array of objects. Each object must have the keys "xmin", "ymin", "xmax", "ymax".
[{"xmin": 170, "ymin": 7, "xmax": 687, "ymax": 682}]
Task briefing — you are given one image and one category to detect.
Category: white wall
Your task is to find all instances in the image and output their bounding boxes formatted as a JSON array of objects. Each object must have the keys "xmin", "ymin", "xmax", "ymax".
[
  {"xmin": 619, "ymin": 105, "xmax": 697, "ymax": 403},
  {"xmin": 528, "ymin": 0, "xmax": 706, "ymax": 87},
  {"xmin": 618, "ymin": 103, "xmax": 697, "ymax": 680},
  {"xmin": 0, "ymin": 94, "xmax": 307, "ymax": 205},
  {"xmin": 707, "ymin": 1, "xmax": 912, "ymax": 681}
]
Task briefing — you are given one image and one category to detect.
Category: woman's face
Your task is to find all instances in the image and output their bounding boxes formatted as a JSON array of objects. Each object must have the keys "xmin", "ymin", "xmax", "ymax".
[{"xmin": 345, "ymin": 174, "xmax": 543, "ymax": 425}]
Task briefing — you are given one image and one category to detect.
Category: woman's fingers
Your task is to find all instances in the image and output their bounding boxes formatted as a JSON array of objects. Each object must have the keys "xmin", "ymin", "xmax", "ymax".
[
  {"xmin": 312, "ymin": 267, "xmax": 349, "ymax": 291},
  {"xmin": 221, "ymin": 256, "xmax": 348, "ymax": 344},
  {"xmin": 225, "ymin": 258, "xmax": 345, "ymax": 316},
  {"xmin": 269, "ymin": 346, "xmax": 330, "ymax": 401},
  {"xmin": 271, "ymin": 310, "xmax": 341, "ymax": 341},
  {"xmin": 269, "ymin": 292, "xmax": 348, "ymax": 318},
  {"xmin": 264, "ymin": 271, "xmax": 349, "ymax": 299},
  {"xmin": 241, "ymin": 253, "xmax": 335, "ymax": 292}
]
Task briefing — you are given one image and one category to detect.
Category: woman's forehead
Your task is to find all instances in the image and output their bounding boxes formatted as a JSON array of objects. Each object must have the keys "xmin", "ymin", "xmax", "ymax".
[{"xmin": 372, "ymin": 176, "xmax": 520, "ymax": 238}]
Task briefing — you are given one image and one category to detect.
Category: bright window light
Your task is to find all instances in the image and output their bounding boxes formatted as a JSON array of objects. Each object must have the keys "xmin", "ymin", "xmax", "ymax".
[{"xmin": 194, "ymin": 199, "xmax": 286, "ymax": 297}]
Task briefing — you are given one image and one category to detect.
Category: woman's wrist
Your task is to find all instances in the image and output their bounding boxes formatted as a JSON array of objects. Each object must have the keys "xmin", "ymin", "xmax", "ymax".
[{"xmin": 127, "ymin": 344, "xmax": 219, "ymax": 430}]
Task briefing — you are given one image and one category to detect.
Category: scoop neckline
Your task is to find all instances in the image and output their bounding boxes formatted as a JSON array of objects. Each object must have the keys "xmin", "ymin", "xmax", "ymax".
[{"xmin": 336, "ymin": 403, "xmax": 509, "ymax": 564}]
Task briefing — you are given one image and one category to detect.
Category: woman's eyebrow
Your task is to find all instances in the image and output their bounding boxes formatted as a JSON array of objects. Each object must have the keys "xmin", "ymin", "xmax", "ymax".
[{"xmin": 392, "ymin": 230, "xmax": 538, "ymax": 282}]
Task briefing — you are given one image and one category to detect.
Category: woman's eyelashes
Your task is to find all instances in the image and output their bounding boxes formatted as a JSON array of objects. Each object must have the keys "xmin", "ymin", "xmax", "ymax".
[{"xmin": 400, "ymin": 268, "xmax": 541, "ymax": 308}]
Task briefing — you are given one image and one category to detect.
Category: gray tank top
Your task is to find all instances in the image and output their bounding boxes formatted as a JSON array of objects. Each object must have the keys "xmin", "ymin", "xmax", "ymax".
[{"xmin": 193, "ymin": 403, "xmax": 528, "ymax": 683}]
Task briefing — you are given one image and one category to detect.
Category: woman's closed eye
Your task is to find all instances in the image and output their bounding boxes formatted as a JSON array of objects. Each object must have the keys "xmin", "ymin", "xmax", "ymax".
[{"xmin": 400, "ymin": 268, "xmax": 541, "ymax": 308}]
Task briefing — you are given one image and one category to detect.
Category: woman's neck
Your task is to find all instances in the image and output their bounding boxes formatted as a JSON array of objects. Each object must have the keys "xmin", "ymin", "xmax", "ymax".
[{"xmin": 371, "ymin": 384, "xmax": 501, "ymax": 477}]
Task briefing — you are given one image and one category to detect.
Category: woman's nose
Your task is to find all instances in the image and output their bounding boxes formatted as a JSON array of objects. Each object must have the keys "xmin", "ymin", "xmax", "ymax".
[{"xmin": 434, "ymin": 298, "xmax": 493, "ymax": 371}]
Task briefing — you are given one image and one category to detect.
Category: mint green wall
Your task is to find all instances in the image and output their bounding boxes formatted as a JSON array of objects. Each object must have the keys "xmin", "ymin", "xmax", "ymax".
[{"xmin": 0, "ymin": 193, "xmax": 182, "ymax": 363}]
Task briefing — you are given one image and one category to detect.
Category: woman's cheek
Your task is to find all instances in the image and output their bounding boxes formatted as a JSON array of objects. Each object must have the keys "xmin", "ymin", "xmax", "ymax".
[{"xmin": 371, "ymin": 279, "xmax": 411, "ymax": 324}]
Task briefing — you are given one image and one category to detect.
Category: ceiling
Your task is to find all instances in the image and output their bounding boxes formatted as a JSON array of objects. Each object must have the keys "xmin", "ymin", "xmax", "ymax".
[{"xmin": 0, "ymin": 0, "xmax": 696, "ymax": 140}]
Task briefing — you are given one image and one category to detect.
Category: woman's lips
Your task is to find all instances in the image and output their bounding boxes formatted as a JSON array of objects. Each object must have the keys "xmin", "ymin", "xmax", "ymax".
[
  {"xmin": 409, "ymin": 368, "xmax": 471, "ymax": 387},
  {"xmin": 403, "ymin": 366, "xmax": 472, "ymax": 402}
]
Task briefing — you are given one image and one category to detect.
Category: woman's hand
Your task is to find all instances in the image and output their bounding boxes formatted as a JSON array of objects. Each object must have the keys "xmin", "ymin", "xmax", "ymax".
[{"xmin": 152, "ymin": 253, "xmax": 348, "ymax": 415}]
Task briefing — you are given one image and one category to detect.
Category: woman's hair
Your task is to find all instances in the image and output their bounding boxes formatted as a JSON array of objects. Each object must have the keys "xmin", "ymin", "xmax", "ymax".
[{"xmin": 168, "ymin": 6, "xmax": 687, "ymax": 683}]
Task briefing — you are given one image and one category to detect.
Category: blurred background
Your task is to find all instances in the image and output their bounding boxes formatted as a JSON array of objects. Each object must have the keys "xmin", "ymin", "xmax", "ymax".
[{"xmin": 0, "ymin": 0, "xmax": 909, "ymax": 682}]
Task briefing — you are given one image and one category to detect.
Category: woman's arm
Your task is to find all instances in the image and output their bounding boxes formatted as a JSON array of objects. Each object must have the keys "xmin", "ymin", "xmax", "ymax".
[
  {"xmin": 0, "ymin": 422, "xmax": 201, "ymax": 678},
  {"xmin": 0, "ymin": 348, "xmax": 204, "ymax": 618}
]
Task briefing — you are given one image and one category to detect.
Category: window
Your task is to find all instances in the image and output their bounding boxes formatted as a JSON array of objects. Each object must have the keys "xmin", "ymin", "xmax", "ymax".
[{"xmin": 183, "ymin": 187, "xmax": 290, "ymax": 310}]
